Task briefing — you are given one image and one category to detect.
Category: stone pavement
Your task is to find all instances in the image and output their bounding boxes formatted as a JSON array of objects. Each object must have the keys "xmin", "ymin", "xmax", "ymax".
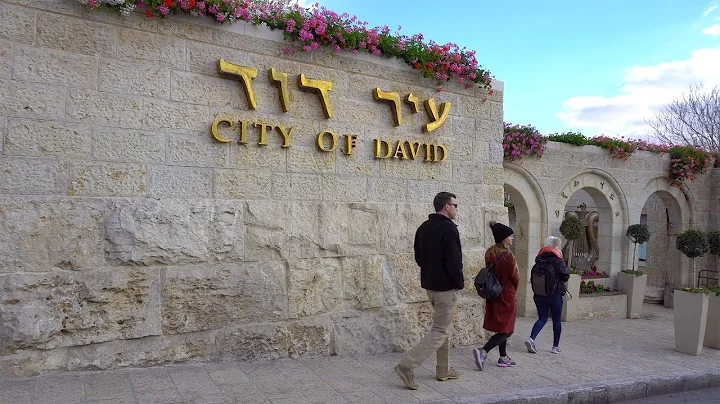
[{"xmin": 2, "ymin": 303, "xmax": 720, "ymax": 404}]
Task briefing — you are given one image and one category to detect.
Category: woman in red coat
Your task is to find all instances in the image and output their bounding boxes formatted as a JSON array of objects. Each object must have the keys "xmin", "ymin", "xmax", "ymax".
[{"xmin": 473, "ymin": 221, "xmax": 520, "ymax": 370}]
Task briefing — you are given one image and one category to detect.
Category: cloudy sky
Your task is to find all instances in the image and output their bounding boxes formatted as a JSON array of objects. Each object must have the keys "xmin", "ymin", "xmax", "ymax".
[{"xmin": 312, "ymin": 0, "xmax": 720, "ymax": 139}]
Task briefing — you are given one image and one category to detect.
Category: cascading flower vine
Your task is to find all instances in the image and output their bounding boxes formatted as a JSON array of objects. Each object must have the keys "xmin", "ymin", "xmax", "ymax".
[
  {"xmin": 502, "ymin": 123, "xmax": 548, "ymax": 162},
  {"xmin": 79, "ymin": 0, "xmax": 494, "ymax": 89}
]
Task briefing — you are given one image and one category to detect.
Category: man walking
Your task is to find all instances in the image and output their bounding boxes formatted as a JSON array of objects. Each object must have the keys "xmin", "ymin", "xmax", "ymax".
[{"xmin": 394, "ymin": 192, "xmax": 464, "ymax": 390}]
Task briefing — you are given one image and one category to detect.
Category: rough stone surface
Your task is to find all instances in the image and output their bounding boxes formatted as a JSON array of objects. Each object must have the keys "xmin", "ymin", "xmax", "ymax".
[
  {"xmin": 0, "ymin": 197, "xmax": 106, "ymax": 272},
  {"xmin": 0, "ymin": 267, "xmax": 161, "ymax": 352},
  {"xmin": 104, "ymin": 199, "xmax": 245, "ymax": 266},
  {"xmin": 162, "ymin": 263, "xmax": 288, "ymax": 334}
]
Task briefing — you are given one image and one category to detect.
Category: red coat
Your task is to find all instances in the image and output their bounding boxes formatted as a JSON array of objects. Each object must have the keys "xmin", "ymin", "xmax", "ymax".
[{"xmin": 483, "ymin": 249, "xmax": 519, "ymax": 334}]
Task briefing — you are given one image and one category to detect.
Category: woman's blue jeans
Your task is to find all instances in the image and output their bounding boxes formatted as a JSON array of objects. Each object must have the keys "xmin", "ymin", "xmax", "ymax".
[{"xmin": 530, "ymin": 294, "xmax": 563, "ymax": 347}]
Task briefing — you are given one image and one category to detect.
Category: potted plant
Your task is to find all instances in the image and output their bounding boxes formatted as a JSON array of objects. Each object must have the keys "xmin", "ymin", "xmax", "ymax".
[
  {"xmin": 676, "ymin": 230, "xmax": 710, "ymax": 288},
  {"xmin": 561, "ymin": 267, "xmax": 582, "ymax": 322},
  {"xmin": 619, "ymin": 224, "xmax": 650, "ymax": 318},
  {"xmin": 674, "ymin": 287, "xmax": 710, "ymax": 355},
  {"xmin": 705, "ymin": 285, "xmax": 720, "ymax": 350},
  {"xmin": 559, "ymin": 216, "xmax": 584, "ymax": 271},
  {"xmin": 560, "ymin": 217, "xmax": 584, "ymax": 322}
]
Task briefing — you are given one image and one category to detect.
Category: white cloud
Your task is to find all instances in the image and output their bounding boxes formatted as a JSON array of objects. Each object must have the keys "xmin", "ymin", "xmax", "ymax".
[
  {"xmin": 702, "ymin": 24, "xmax": 720, "ymax": 35},
  {"xmin": 704, "ymin": 4, "xmax": 718, "ymax": 16},
  {"xmin": 557, "ymin": 48, "xmax": 720, "ymax": 137}
]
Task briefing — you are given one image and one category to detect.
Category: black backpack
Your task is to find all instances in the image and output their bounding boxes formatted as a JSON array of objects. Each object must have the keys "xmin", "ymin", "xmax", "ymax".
[
  {"xmin": 531, "ymin": 257, "xmax": 557, "ymax": 297},
  {"xmin": 474, "ymin": 252, "xmax": 507, "ymax": 300}
]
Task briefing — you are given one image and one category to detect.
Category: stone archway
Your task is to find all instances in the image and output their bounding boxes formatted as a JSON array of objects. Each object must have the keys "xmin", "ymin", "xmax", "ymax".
[
  {"xmin": 504, "ymin": 163, "xmax": 547, "ymax": 316},
  {"xmin": 630, "ymin": 177, "xmax": 695, "ymax": 304},
  {"xmin": 551, "ymin": 170, "xmax": 628, "ymax": 280}
]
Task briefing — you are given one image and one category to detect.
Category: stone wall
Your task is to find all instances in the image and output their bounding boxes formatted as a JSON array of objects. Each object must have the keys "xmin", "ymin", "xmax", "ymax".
[
  {"xmin": 504, "ymin": 143, "xmax": 715, "ymax": 315},
  {"xmin": 0, "ymin": 1, "xmax": 504, "ymax": 376}
]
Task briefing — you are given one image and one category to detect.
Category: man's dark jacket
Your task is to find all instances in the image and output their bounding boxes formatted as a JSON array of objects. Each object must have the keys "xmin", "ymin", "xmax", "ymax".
[{"xmin": 414, "ymin": 213, "xmax": 464, "ymax": 291}]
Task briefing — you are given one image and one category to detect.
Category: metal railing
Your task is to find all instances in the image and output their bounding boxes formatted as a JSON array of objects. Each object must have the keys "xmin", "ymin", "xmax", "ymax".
[{"xmin": 698, "ymin": 269, "xmax": 719, "ymax": 288}]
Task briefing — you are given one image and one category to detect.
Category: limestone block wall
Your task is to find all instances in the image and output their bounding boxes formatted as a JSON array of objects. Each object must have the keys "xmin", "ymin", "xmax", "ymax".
[
  {"xmin": 0, "ymin": 1, "xmax": 504, "ymax": 376},
  {"xmin": 505, "ymin": 142, "xmax": 714, "ymax": 315}
]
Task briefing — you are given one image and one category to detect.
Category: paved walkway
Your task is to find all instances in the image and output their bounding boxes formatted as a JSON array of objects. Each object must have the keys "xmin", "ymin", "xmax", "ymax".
[{"xmin": 2, "ymin": 304, "xmax": 720, "ymax": 404}]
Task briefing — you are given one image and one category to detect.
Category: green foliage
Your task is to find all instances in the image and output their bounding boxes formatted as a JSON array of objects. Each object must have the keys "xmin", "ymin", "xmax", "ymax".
[
  {"xmin": 621, "ymin": 269, "xmax": 645, "ymax": 276},
  {"xmin": 548, "ymin": 132, "xmax": 594, "ymax": 146},
  {"xmin": 676, "ymin": 230, "xmax": 710, "ymax": 259},
  {"xmin": 559, "ymin": 217, "xmax": 584, "ymax": 241},
  {"xmin": 668, "ymin": 146, "xmax": 712, "ymax": 186},
  {"xmin": 676, "ymin": 287, "xmax": 711, "ymax": 294},
  {"xmin": 707, "ymin": 230, "xmax": 720, "ymax": 256},
  {"xmin": 580, "ymin": 280, "xmax": 615, "ymax": 294},
  {"xmin": 626, "ymin": 224, "xmax": 650, "ymax": 244}
]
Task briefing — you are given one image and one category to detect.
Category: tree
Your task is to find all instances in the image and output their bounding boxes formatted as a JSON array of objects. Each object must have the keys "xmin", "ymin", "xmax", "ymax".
[
  {"xmin": 626, "ymin": 224, "xmax": 650, "ymax": 271},
  {"xmin": 559, "ymin": 216, "xmax": 584, "ymax": 271},
  {"xmin": 647, "ymin": 83, "xmax": 720, "ymax": 152},
  {"xmin": 676, "ymin": 230, "xmax": 710, "ymax": 288}
]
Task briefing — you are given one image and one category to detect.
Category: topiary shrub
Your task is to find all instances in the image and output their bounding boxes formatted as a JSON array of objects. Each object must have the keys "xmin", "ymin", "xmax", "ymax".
[
  {"xmin": 676, "ymin": 230, "xmax": 710, "ymax": 288},
  {"xmin": 626, "ymin": 224, "xmax": 650, "ymax": 272}
]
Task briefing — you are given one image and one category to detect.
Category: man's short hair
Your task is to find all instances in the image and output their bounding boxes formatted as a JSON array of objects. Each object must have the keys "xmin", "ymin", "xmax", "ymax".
[{"xmin": 433, "ymin": 192, "xmax": 457, "ymax": 212}]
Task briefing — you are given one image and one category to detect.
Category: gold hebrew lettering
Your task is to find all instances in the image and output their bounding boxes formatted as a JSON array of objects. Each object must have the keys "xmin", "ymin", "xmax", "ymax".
[
  {"xmin": 298, "ymin": 74, "xmax": 333, "ymax": 119},
  {"xmin": 373, "ymin": 88, "xmax": 402, "ymax": 126},
  {"xmin": 422, "ymin": 98, "xmax": 452, "ymax": 132},
  {"xmin": 269, "ymin": 68, "xmax": 291, "ymax": 112},
  {"xmin": 405, "ymin": 94, "xmax": 420, "ymax": 113},
  {"xmin": 218, "ymin": 58, "xmax": 258, "ymax": 110},
  {"xmin": 211, "ymin": 118, "xmax": 234, "ymax": 143}
]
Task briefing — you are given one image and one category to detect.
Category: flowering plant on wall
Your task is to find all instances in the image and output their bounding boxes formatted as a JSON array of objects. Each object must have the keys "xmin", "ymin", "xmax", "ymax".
[
  {"xmin": 535, "ymin": 130, "xmax": 713, "ymax": 186},
  {"xmin": 591, "ymin": 135, "xmax": 636, "ymax": 160},
  {"xmin": 667, "ymin": 146, "xmax": 712, "ymax": 187},
  {"xmin": 79, "ymin": 0, "xmax": 494, "ymax": 89},
  {"xmin": 502, "ymin": 123, "xmax": 548, "ymax": 162}
]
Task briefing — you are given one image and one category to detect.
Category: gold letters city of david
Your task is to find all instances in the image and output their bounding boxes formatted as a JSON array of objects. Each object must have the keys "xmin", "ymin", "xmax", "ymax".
[{"xmin": 212, "ymin": 58, "xmax": 449, "ymax": 162}]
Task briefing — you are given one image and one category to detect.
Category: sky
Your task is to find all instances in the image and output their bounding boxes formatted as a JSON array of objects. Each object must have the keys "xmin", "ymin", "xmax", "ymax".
[{"xmin": 298, "ymin": 0, "xmax": 720, "ymax": 140}]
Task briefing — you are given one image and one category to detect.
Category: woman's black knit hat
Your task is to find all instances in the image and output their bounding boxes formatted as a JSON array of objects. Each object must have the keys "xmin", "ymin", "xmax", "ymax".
[{"xmin": 489, "ymin": 221, "xmax": 514, "ymax": 244}]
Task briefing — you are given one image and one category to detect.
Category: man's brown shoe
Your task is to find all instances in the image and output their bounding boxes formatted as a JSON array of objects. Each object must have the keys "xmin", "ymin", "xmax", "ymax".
[
  {"xmin": 436, "ymin": 367, "xmax": 460, "ymax": 381},
  {"xmin": 394, "ymin": 365, "xmax": 419, "ymax": 390}
]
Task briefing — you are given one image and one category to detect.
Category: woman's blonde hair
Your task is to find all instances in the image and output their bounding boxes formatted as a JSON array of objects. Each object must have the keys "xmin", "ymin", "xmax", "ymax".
[{"xmin": 486, "ymin": 243, "xmax": 519, "ymax": 274}]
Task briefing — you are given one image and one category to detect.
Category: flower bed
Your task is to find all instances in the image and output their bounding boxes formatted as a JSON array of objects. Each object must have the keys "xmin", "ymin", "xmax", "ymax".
[
  {"xmin": 79, "ymin": 0, "xmax": 493, "ymax": 90},
  {"xmin": 504, "ymin": 130, "xmax": 714, "ymax": 187}
]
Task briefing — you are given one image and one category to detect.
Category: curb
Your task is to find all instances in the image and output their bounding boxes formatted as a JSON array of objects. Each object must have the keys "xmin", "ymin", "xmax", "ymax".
[{"xmin": 453, "ymin": 369, "xmax": 720, "ymax": 403}]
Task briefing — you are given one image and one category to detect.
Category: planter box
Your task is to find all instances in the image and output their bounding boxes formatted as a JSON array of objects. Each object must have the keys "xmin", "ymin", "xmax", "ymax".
[
  {"xmin": 577, "ymin": 293, "xmax": 627, "ymax": 320},
  {"xmin": 562, "ymin": 274, "xmax": 581, "ymax": 322},
  {"xmin": 705, "ymin": 294, "xmax": 720, "ymax": 350},
  {"xmin": 674, "ymin": 290, "xmax": 709, "ymax": 355},
  {"xmin": 617, "ymin": 272, "xmax": 647, "ymax": 319}
]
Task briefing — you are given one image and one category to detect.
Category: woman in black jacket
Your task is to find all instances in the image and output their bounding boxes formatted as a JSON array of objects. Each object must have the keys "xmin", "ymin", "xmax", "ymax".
[{"xmin": 525, "ymin": 236, "xmax": 570, "ymax": 354}]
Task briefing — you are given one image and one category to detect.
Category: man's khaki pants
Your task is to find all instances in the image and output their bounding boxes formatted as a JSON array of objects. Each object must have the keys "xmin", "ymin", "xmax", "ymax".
[{"xmin": 398, "ymin": 289, "xmax": 459, "ymax": 375}]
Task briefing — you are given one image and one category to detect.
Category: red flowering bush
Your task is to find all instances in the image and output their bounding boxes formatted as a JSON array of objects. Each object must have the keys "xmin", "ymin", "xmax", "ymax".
[
  {"xmin": 580, "ymin": 280, "xmax": 613, "ymax": 294},
  {"xmin": 591, "ymin": 135, "xmax": 636, "ymax": 160},
  {"xmin": 80, "ymin": 0, "xmax": 494, "ymax": 89},
  {"xmin": 502, "ymin": 123, "xmax": 548, "ymax": 162},
  {"xmin": 667, "ymin": 146, "xmax": 712, "ymax": 187}
]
